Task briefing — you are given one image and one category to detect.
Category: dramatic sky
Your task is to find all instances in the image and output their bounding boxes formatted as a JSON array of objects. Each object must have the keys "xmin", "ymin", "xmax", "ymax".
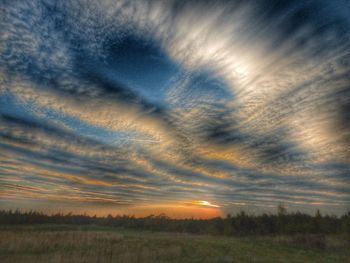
[{"xmin": 1, "ymin": 0, "xmax": 350, "ymax": 218}]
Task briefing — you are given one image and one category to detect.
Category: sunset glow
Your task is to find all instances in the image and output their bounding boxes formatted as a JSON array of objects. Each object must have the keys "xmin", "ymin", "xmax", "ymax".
[{"xmin": 190, "ymin": 201, "xmax": 220, "ymax": 208}]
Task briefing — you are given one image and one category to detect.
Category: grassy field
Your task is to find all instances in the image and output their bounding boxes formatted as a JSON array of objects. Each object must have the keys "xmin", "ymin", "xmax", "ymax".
[{"xmin": 0, "ymin": 225, "xmax": 349, "ymax": 263}]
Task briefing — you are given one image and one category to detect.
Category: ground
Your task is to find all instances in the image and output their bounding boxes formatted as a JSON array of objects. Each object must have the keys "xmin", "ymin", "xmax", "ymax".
[{"xmin": 0, "ymin": 225, "xmax": 349, "ymax": 263}]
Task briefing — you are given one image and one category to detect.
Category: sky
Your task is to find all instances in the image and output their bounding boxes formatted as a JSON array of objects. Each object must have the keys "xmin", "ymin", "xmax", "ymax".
[{"xmin": 0, "ymin": 0, "xmax": 350, "ymax": 218}]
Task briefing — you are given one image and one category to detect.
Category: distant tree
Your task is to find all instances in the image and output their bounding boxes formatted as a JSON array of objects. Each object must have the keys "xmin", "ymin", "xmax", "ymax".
[
  {"xmin": 0, "ymin": 207, "xmax": 347, "ymax": 236},
  {"xmin": 277, "ymin": 204, "xmax": 287, "ymax": 216}
]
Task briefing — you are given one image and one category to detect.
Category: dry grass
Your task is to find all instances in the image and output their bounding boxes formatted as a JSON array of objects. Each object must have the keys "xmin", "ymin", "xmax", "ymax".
[
  {"xmin": 0, "ymin": 230, "xmax": 182, "ymax": 263},
  {"xmin": 0, "ymin": 225, "xmax": 349, "ymax": 263}
]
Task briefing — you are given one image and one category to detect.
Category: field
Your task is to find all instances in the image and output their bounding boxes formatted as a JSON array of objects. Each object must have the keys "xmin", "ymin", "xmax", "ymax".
[{"xmin": 0, "ymin": 225, "xmax": 349, "ymax": 263}]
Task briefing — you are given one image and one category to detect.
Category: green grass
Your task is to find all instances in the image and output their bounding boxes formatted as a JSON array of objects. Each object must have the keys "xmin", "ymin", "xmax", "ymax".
[{"xmin": 0, "ymin": 225, "xmax": 349, "ymax": 263}]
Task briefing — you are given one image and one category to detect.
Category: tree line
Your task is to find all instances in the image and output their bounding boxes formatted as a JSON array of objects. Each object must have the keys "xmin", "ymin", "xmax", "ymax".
[{"xmin": 0, "ymin": 206, "xmax": 349, "ymax": 236}]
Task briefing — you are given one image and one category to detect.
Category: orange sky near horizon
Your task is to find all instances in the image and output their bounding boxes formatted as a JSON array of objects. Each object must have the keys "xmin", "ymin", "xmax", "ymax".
[
  {"xmin": 60, "ymin": 201, "xmax": 223, "ymax": 219},
  {"xmin": 1, "ymin": 201, "xmax": 223, "ymax": 219}
]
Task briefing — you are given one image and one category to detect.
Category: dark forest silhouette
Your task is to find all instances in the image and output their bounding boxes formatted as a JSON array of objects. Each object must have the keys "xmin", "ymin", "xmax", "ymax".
[{"xmin": 1, "ymin": 206, "xmax": 349, "ymax": 236}]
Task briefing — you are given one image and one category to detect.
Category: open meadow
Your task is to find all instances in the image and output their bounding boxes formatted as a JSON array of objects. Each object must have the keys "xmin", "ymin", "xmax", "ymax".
[{"xmin": 0, "ymin": 225, "xmax": 349, "ymax": 263}]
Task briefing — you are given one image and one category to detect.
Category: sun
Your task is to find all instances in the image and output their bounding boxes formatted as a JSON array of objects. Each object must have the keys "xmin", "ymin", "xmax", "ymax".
[{"xmin": 192, "ymin": 200, "xmax": 220, "ymax": 208}]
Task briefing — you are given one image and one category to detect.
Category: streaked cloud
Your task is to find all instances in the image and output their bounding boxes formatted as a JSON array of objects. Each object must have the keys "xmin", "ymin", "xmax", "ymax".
[{"xmin": 0, "ymin": 0, "xmax": 349, "ymax": 217}]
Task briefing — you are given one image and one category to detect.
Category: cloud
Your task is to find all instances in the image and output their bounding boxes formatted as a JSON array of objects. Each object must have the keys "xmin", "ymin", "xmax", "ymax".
[{"xmin": 1, "ymin": 0, "xmax": 349, "ymax": 215}]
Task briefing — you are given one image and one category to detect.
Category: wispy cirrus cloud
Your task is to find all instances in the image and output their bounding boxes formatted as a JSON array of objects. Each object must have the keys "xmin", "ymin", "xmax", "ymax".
[{"xmin": 0, "ymin": 0, "xmax": 349, "ymax": 217}]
